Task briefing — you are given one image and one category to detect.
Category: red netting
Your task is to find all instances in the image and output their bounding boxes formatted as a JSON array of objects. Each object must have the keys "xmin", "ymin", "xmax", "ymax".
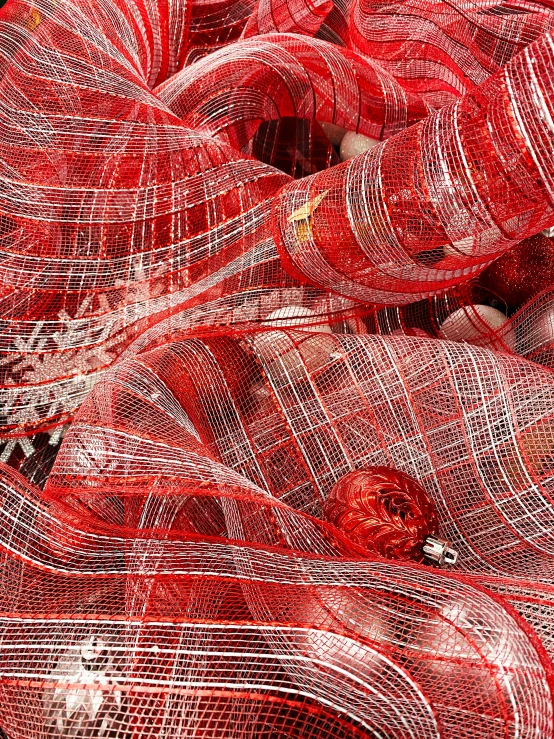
[
  {"xmin": 346, "ymin": 0, "xmax": 554, "ymax": 105},
  {"xmin": 2, "ymin": 329, "xmax": 554, "ymax": 737},
  {"xmin": 2, "ymin": 0, "xmax": 554, "ymax": 735}
]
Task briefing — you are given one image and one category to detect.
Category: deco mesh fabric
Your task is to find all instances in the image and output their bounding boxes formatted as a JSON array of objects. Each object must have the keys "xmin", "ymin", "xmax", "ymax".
[
  {"xmin": 2, "ymin": 0, "xmax": 554, "ymax": 434},
  {"xmin": 2, "ymin": 0, "xmax": 554, "ymax": 736},
  {"xmin": 2, "ymin": 330, "xmax": 554, "ymax": 738}
]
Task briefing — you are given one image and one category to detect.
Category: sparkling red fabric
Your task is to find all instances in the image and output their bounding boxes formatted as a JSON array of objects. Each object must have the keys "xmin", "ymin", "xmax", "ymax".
[{"xmin": 2, "ymin": 0, "xmax": 554, "ymax": 736}]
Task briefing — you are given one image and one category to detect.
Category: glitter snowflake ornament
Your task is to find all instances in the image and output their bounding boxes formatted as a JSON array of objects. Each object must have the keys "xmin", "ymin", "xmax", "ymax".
[{"xmin": 43, "ymin": 637, "xmax": 126, "ymax": 738}]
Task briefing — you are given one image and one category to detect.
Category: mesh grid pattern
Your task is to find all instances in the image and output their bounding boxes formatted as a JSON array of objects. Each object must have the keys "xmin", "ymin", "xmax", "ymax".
[
  {"xmin": 2, "ymin": 0, "xmax": 554, "ymax": 434},
  {"xmin": 2, "ymin": 0, "xmax": 554, "ymax": 735}
]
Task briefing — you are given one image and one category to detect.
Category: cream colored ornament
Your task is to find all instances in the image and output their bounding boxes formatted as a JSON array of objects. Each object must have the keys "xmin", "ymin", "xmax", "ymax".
[
  {"xmin": 253, "ymin": 306, "xmax": 337, "ymax": 385},
  {"xmin": 339, "ymin": 131, "xmax": 380, "ymax": 161},
  {"xmin": 439, "ymin": 305, "xmax": 515, "ymax": 351}
]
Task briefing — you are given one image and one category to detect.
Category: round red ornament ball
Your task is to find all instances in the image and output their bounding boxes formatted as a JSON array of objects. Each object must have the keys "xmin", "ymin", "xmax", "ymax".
[
  {"xmin": 479, "ymin": 233, "xmax": 554, "ymax": 310},
  {"xmin": 323, "ymin": 466, "xmax": 439, "ymax": 562}
]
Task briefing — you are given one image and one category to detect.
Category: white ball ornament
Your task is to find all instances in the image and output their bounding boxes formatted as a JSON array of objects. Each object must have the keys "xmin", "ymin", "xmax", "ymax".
[
  {"xmin": 528, "ymin": 306, "xmax": 554, "ymax": 350},
  {"xmin": 515, "ymin": 305, "xmax": 554, "ymax": 364},
  {"xmin": 262, "ymin": 305, "xmax": 332, "ymax": 332},
  {"xmin": 290, "ymin": 588, "xmax": 391, "ymax": 684},
  {"xmin": 252, "ymin": 306, "xmax": 338, "ymax": 385},
  {"xmin": 439, "ymin": 304, "xmax": 515, "ymax": 351},
  {"xmin": 442, "ymin": 236, "xmax": 474, "ymax": 259},
  {"xmin": 410, "ymin": 595, "xmax": 521, "ymax": 716},
  {"xmin": 339, "ymin": 131, "xmax": 380, "ymax": 161}
]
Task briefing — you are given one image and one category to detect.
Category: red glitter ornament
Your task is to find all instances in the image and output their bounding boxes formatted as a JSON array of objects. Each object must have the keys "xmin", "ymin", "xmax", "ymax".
[
  {"xmin": 479, "ymin": 233, "xmax": 554, "ymax": 311},
  {"xmin": 323, "ymin": 467, "xmax": 439, "ymax": 562}
]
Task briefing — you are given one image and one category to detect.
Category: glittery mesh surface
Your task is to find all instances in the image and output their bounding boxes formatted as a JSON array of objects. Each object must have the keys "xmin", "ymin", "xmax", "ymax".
[{"xmin": 2, "ymin": 0, "xmax": 554, "ymax": 736}]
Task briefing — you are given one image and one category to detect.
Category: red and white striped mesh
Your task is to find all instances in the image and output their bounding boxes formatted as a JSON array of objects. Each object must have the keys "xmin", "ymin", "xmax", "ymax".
[
  {"xmin": 2, "ymin": 330, "xmax": 554, "ymax": 737},
  {"xmin": 2, "ymin": 0, "xmax": 554, "ymax": 735}
]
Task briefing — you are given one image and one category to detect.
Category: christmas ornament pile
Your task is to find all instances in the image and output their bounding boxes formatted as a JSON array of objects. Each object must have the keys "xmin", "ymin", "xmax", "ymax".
[{"xmin": 1, "ymin": 0, "xmax": 554, "ymax": 736}]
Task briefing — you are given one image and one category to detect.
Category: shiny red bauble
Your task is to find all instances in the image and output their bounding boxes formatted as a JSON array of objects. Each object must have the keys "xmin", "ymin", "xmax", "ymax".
[
  {"xmin": 323, "ymin": 466, "xmax": 438, "ymax": 562},
  {"xmin": 479, "ymin": 233, "xmax": 554, "ymax": 310}
]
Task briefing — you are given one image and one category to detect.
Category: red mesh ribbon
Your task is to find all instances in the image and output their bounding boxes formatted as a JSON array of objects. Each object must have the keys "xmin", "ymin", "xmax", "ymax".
[
  {"xmin": 1, "ymin": 0, "xmax": 554, "ymax": 433},
  {"xmin": 2, "ymin": 331, "xmax": 554, "ymax": 737},
  {"xmin": 2, "ymin": 0, "xmax": 554, "ymax": 735},
  {"xmin": 272, "ymin": 36, "xmax": 554, "ymax": 302}
]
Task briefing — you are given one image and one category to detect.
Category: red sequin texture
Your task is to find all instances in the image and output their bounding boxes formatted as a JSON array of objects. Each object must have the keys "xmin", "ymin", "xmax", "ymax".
[{"xmin": 480, "ymin": 232, "xmax": 554, "ymax": 309}]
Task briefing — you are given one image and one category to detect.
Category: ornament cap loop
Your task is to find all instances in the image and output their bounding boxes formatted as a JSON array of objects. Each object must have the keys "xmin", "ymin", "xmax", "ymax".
[{"xmin": 423, "ymin": 535, "xmax": 458, "ymax": 567}]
